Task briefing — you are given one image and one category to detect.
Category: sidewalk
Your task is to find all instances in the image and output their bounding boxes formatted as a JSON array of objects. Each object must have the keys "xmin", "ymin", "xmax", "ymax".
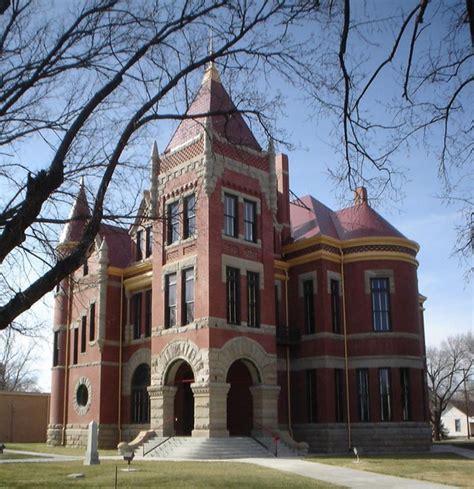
[
  {"xmin": 247, "ymin": 458, "xmax": 457, "ymax": 489},
  {"xmin": 431, "ymin": 444, "xmax": 474, "ymax": 460}
]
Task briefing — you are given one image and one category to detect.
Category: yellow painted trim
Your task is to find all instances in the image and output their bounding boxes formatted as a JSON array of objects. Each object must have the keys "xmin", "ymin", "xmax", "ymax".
[
  {"xmin": 282, "ymin": 235, "xmax": 419, "ymax": 254},
  {"xmin": 123, "ymin": 271, "xmax": 153, "ymax": 292},
  {"xmin": 274, "ymin": 273, "xmax": 287, "ymax": 281},
  {"xmin": 343, "ymin": 252, "xmax": 418, "ymax": 267},
  {"xmin": 108, "ymin": 259, "xmax": 153, "ymax": 278},
  {"xmin": 286, "ymin": 250, "xmax": 341, "ymax": 267},
  {"xmin": 274, "ymin": 259, "xmax": 289, "ymax": 270}
]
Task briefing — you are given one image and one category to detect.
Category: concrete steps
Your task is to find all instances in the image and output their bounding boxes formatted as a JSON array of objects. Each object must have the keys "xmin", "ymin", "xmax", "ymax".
[{"xmin": 141, "ymin": 436, "xmax": 297, "ymax": 459}]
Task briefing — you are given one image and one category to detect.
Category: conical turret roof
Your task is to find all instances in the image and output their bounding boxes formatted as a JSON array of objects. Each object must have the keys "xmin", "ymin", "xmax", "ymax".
[
  {"xmin": 165, "ymin": 63, "xmax": 261, "ymax": 153},
  {"xmin": 59, "ymin": 180, "xmax": 91, "ymax": 244}
]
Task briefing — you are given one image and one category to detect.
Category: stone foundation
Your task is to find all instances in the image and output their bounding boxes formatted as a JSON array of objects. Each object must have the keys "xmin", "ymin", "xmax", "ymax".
[
  {"xmin": 294, "ymin": 422, "xmax": 432, "ymax": 454},
  {"xmin": 47, "ymin": 423, "xmax": 118, "ymax": 449},
  {"xmin": 120, "ymin": 424, "xmax": 151, "ymax": 444}
]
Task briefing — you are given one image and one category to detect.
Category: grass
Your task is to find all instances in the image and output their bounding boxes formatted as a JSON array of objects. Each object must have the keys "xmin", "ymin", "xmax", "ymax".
[
  {"xmin": 307, "ymin": 453, "xmax": 474, "ymax": 488},
  {"xmin": 5, "ymin": 443, "xmax": 117, "ymax": 456},
  {"xmin": 0, "ymin": 452, "xmax": 46, "ymax": 460},
  {"xmin": 0, "ymin": 460, "xmax": 339, "ymax": 488},
  {"xmin": 434, "ymin": 439, "xmax": 474, "ymax": 451}
]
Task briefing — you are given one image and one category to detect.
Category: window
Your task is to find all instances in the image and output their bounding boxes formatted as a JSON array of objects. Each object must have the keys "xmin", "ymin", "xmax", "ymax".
[
  {"xmin": 371, "ymin": 277, "xmax": 391, "ymax": 331},
  {"xmin": 224, "ymin": 194, "xmax": 238, "ymax": 238},
  {"xmin": 274, "ymin": 285, "xmax": 281, "ymax": 328},
  {"xmin": 335, "ymin": 369, "xmax": 345, "ymax": 422},
  {"xmin": 89, "ymin": 303, "xmax": 95, "ymax": 342},
  {"xmin": 165, "ymin": 273, "xmax": 177, "ymax": 328},
  {"xmin": 76, "ymin": 384, "xmax": 89, "ymax": 407},
  {"xmin": 167, "ymin": 201, "xmax": 180, "ymax": 245},
  {"xmin": 331, "ymin": 279, "xmax": 341, "ymax": 333},
  {"xmin": 83, "ymin": 260, "xmax": 88, "ymax": 276},
  {"xmin": 306, "ymin": 370, "xmax": 317, "ymax": 422},
  {"xmin": 357, "ymin": 368, "xmax": 370, "ymax": 422},
  {"xmin": 53, "ymin": 331, "xmax": 60, "ymax": 367},
  {"xmin": 400, "ymin": 368, "xmax": 411, "ymax": 421},
  {"xmin": 183, "ymin": 194, "xmax": 196, "ymax": 239},
  {"xmin": 303, "ymin": 280, "xmax": 315, "ymax": 334},
  {"xmin": 455, "ymin": 419, "xmax": 461, "ymax": 432},
  {"xmin": 131, "ymin": 364, "xmax": 150, "ymax": 424},
  {"xmin": 73, "ymin": 328, "xmax": 78, "ymax": 365},
  {"xmin": 243, "ymin": 199, "xmax": 257, "ymax": 242},
  {"xmin": 80, "ymin": 316, "xmax": 87, "ymax": 353},
  {"xmin": 182, "ymin": 268, "xmax": 194, "ymax": 325},
  {"xmin": 136, "ymin": 229, "xmax": 143, "ymax": 261},
  {"xmin": 145, "ymin": 226, "xmax": 152, "ymax": 258},
  {"xmin": 226, "ymin": 267, "xmax": 240, "ymax": 325},
  {"xmin": 247, "ymin": 272, "xmax": 260, "ymax": 328},
  {"xmin": 132, "ymin": 293, "xmax": 142, "ymax": 339},
  {"xmin": 144, "ymin": 290, "xmax": 152, "ymax": 337},
  {"xmin": 379, "ymin": 368, "xmax": 392, "ymax": 421}
]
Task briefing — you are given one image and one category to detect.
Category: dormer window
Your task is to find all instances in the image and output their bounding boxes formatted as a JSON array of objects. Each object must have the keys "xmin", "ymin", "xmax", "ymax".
[
  {"xmin": 183, "ymin": 194, "xmax": 196, "ymax": 239},
  {"xmin": 136, "ymin": 229, "xmax": 143, "ymax": 261},
  {"xmin": 167, "ymin": 201, "xmax": 180, "ymax": 245},
  {"xmin": 145, "ymin": 226, "xmax": 152, "ymax": 258}
]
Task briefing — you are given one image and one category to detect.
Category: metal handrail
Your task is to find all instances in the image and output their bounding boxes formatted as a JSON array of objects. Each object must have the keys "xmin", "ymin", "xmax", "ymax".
[{"xmin": 252, "ymin": 421, "xmax": 280, "ymax": 457}]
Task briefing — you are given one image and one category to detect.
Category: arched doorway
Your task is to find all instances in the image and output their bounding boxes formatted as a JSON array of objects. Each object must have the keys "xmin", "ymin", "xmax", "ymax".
[
  {"xmin": 226, "ymin": 359, "xmax": 258, "ymax": 436},
  {"xmin": 166, "ymin": 360, "xmax": 195, "ymax": 436},
  {"xmin": 131, "ymin": 363, "xmax": 150, "ymax": 424}
]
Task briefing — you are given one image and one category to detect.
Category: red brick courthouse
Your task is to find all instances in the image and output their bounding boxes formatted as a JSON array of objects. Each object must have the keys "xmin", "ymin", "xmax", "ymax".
[{"xmin": 48, "ymin": 64, "xmax": 431, "ymax": 453}]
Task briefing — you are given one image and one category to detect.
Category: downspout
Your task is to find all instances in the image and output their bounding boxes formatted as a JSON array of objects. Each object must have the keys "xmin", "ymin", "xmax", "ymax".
[
  {"xmin": 340, "ymin": 246, "xmax": 352, "ymax": 449},
  {"xmin": 117, "ymin": 273, "xmax": 124, "ymax": 442},
  {"xmin": 284, "ymin": 268, "xmax": 293, "ymax": 438},
  {"xmin": 61, "ymin": 277, "xmax": 72, "ymax": 446}
]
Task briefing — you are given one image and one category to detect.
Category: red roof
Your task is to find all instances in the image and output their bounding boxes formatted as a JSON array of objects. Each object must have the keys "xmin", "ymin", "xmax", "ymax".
[
  {"xmin": 60, "ymin": 182, "xmax": 91, "ymax": 243},
  {"xmin": 165, "ymin": 64, "xmax": 261, "ymax": 153},
  {"xmin": 290, "ymin": 195, "xmax": 406, "ymax": 242},
  {"xmin": 99, "ymin": 223, "xmax": 131, "ymax": 268}
]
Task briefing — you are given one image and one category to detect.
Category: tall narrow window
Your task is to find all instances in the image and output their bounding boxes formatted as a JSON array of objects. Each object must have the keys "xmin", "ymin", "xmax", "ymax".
[
  {"xmin": 335, "ymin": 369, "xmax": 345, "ymax": 422},
  {"xmin": 133, "ymin": 293, "xmax": 142, "ymax": 339},
  {"xmin": 400, "ymin": 368, "xmax": 411, "ymax": 421},
  {"xmin": 379, "ymin": 368, "xmax": 392, "ymax": 421},
  {"xmin": 80, "ymin": 316, "xmax": 87, "ymax": 353},
  {"xmin": 182, "ymin": 268, "xmax": 194, "ymax": 325},
  {"xmin": 331, "ymin": 279, "xmax": 341, "ymax": 333},
  {"xmin": 136, "ymin": 229, "xmax": 143, "ymax": 261},
  {"xmin": 243, "ymin": 199, "xmax": 257, "ymax": 242},
  {"xmin": 73, "ymin": 328, "xmax": 79, "ymax": 365},
  {"xmin": 371, "ymin": 277, "xmax": 391, "ymax": 331},
  {"xmin": 306, "ymin": 369, "xmax": 317, "ymax": 422},
  {"xmin": 144, "ymin": 290, "xmax": 152, "ymax": 337},
  {"xmin": 167, "ymin": 201, "xmax": 180, "ymax": 245},
  {"xmin": 226, "ymin": 267, "xmax": 240, "ymax": 325},
  {"xmin": 89, "ymin": 303, "xmax": 95, "ymax": 342},
  {"xmin": 53, "ymin": 331, "xmax": 60, "ymax": 367},
  {"xmin": 224, "ymin": 194, "xmax": 238, "ymax": 238},
  {"xmin": 303, "ymin": 279, "xmax": 315, "ymax": 334},
  {"xmin": 131, "ymin": 364, "xmax": 150, "ymax": 424},
  {"xmin": 83, "ymin": 260, "xmax": 88, "ymax": 276},
  {"xmin": 357, "ymin": 368, "xmax": 370, "ymax": 422},
  {"xmin": 183, "ymin": 194, "xmax": 196, "ymax": 239},
  {"xmin": 145, "ymin": 226, "xmax": 152, "ymax": 258},
  {"xmin": 165, "ymin": 273, "xmax": 177, "ymax": 328},
  {"xmin": 274, "ymin": 285, "xmax": 281, "ymax": 328},
  {"xmin": 247, "ymin": 271, "xmax": 260, "ymax": 328}
]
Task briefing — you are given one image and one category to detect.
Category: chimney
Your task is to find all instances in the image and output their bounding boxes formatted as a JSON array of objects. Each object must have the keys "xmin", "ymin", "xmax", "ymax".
[{"xmin": 354, "ymin": 186, "xmax": 368, "ymax": 205}]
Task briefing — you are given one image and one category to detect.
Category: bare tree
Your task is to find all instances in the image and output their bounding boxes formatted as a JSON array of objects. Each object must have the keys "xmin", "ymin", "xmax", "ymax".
[
  {"xmin": 0, "ymin": 0, "xmax": 320, "ymax": 331},
  {"xmin": 0, "ymin": 328, "xmax": 39, "ymax": 391},
  {"xmin": 427, "ymin": 332, "xmax": 473, "ymax": 440}
]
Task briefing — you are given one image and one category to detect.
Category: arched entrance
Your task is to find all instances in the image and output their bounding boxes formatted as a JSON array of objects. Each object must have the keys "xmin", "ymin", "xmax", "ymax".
[
  {"xmin": 226, "ymin": 359, "xmax": 259, "ymax": 436},
  {"xmin": 131, "ymin": 363, "xmax": 150, "ymax": 424},
  {"xmin": 166, "ymin": 360, "xmax": 195, "ymax": 436}
]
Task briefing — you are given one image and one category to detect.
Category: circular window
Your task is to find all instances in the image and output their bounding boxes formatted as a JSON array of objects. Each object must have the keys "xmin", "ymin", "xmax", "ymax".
[
  {"xmin": 77, "ymin": 384, "xmax": 88, "ymax": 407},
  {"xmin": 73, "ymin": 377, "xmax": 92, "ymax": 416}
]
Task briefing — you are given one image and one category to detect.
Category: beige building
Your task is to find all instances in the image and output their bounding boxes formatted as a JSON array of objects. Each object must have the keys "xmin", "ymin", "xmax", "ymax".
[
  {"xmin": 0, "ymin": 391, "xmax": 50, "ymax": 443},
  {"xmin": 442, "ymin": 400, "xmax": 473, "ymax": 438}
]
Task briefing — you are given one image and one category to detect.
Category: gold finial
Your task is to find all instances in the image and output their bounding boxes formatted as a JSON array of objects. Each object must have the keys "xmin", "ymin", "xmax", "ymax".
[{"xmin": 202, "ymin": 32, "xmax": 221, "ymax": 84}]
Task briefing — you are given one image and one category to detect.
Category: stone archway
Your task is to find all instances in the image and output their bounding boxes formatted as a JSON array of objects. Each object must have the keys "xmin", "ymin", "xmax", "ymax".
[
  {"xmin": 165, "ymin": 360, "xmax": 195, "ymax": 436},
  {"xmin": 226, "ymin": 359, "xmax": 260, "ymax": 436}
]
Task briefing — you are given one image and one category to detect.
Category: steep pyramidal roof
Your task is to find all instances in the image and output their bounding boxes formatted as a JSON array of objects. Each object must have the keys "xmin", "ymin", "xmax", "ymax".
[
  {"xmin": 290, "ymin": 191, "xmax": 407, "ymax": 242},
  {"xmin": 59, "ymin": 180, "xmax": 91, "ymax": 244},
  {"xmin": 165, "ymin": 63, "xmax": 261, "ymax": 153}
]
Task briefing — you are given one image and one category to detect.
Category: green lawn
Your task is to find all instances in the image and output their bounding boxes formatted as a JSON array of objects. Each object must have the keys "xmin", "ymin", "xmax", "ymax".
[
  {"xmin": 0, "ymin": 452, "xmax": 46, "ymax": 461},
  {"xmin": 5, "ymin": 443, "xmax": 116, "ymax": 456},
  {"xmin": 0, "ymin": 460, "xmax": 339, "ymax": 489},
  {"xmin": 434, "ymin": 439, "xmax": 474, "ymax": 451},
  {"xmin": 307, "ymin": 453, "xmax": 473, "ymax": 488}
]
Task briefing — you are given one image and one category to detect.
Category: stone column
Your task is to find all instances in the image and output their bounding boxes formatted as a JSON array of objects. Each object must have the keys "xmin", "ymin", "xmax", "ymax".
[
  {"xmin": 148, "ymin": 385, "xmax": 177, "ymax": 436},
  {"xmin": 250, "ymin": 384, "xmax": 280, "ymax": 436},
  {"xmin": 191, "ymin": 382, "xmax": 230, "ymax": 438}
]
